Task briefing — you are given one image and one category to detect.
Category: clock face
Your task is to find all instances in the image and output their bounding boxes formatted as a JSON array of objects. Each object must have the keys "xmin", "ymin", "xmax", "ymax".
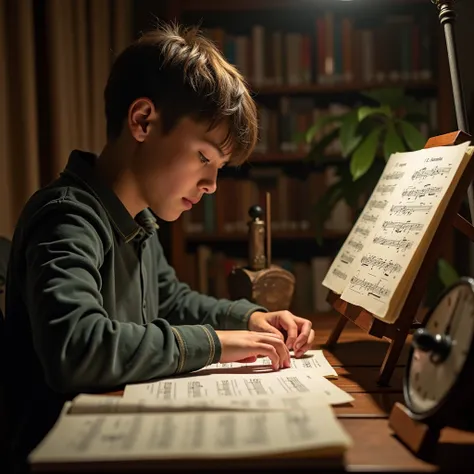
[{"xmin": 406, "ymin": 280, "xmax": 474, "ymax": 418}]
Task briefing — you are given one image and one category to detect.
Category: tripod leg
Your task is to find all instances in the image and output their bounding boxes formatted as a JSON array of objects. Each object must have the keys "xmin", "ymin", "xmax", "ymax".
[
  {"xmin": 377, "ymin": 330, "xmax": 409, "ymax": 386},
  {"xmin": 325, "ymin": 315, "xmax": 348, "ymax": 347}
]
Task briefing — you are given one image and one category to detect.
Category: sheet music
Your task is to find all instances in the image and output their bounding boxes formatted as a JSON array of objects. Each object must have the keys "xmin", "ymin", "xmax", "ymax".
[
  {"xmin": 68, "ymin": 392, "xmax": 332, "ymax": 415},
  {"xmin": 322, "ymin": 153, "xmax": 405, "ymax": 294},
  {"xmin": 340, "ymin": 141, "xmax": 472, "ymax": 322},
  {"xmin": 29, "ymin": 402, "xmax": 352, "ymax": 464},
  {"xmin": 194, "ymin": 350, "xmax": 337, "ymax": 379},
  {"xmin": 123, "ymin": 369, "xmax": 353, "ymax": 406}
]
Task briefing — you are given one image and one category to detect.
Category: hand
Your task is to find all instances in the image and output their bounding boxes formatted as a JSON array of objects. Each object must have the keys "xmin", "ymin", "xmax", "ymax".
[
  {"xmin": 248, "ymin": 310, "xmax": 315, "ymax": 358},
  {"xmin": 215, "ymin": 330, "xmax": 291, "ymax": 370}
]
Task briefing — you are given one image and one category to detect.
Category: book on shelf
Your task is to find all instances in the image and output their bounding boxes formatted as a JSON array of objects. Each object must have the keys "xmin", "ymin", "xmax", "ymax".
[
  {"xmin": 322, "ymin": 141, "xmax": 474, "ymax": 324},
  {"xmin": 29, "ymin": 353, "xmax": 353, "ymax": 471},
  {"xmin": 204, "ymin": 12, "xmax": 434, "ymax": 88}
]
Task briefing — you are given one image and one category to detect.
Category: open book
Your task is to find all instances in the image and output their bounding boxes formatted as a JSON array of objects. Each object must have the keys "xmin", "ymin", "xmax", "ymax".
[
  {"xmin": 323, "ymin": 141, "xmax": 474, "ymax": 323},
  {"xmin": 28, "ymin": 392, "xmax": 352, "ymax": 471}
]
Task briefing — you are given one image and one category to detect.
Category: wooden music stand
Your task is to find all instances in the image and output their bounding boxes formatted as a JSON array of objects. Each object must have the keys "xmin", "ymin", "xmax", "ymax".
[
  {"xmin": 326, "ymin": 0, "xmax": 474, "ymax": 386},
  {"xmin": 325, "ymin": 130, "xmax": 474, "ymax": 386}
]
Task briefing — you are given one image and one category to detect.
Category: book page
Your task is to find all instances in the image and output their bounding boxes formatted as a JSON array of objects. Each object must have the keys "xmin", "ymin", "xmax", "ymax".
[
  {"xmin": 340, "ymin": 142, "xmax": 472, "ymax": 322},
  {"xmin": 29, "ymin": 403, "xmax": 352, "ymax": 465},
  {"xmin": 123, "ymin": 370, "xmax": 353, "ymax": 406},
  {"xmin": 68, "ymin": 392, "xmax": 332, "ymax": 415},
  {"xmin": 194, "ymin": 350, "xmax": 337, "ymax": 379},
  {"xmin": 322, "ymin": 153, "xmax": 404, "ymax": 294}
]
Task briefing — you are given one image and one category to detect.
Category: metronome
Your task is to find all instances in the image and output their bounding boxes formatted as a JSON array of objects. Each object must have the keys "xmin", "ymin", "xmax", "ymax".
[{"xmin": 227, "ymin": 192, "xmax": 295, "ymax": 312}]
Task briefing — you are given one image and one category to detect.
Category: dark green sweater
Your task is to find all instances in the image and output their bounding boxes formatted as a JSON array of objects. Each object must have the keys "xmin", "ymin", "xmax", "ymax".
[{"xmin": 4, "ymin": 150, "xmax": 265, "ymax": 463}]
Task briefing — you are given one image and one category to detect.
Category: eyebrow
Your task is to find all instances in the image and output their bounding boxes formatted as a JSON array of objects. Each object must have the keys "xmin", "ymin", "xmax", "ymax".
[{"xmin": 203, "ymin": 138, "xmax": 227, "ymax": 159}]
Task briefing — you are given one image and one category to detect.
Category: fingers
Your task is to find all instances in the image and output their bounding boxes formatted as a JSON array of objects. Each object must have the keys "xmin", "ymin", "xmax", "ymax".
[
  {"xmin": 253, "ymin": 334, "xmax": 291, "ymax": 370},
  {"xmin": 294, "ymin": 329, "xmax": 315, "ymax": 358},
  {"xmin": 260, "ymin": 323, "xmax": 285, "ymax": 341},
  {"xmin": 294, "ymin": 318, "xmax": 313, "ymax": 353},
  {"xmin": 236, "ymin": 356, "xmax": 258, "ymax": 363},
  {"xmin": 278, "ymin": 312, "xmax": 298, "ymax": 350}
]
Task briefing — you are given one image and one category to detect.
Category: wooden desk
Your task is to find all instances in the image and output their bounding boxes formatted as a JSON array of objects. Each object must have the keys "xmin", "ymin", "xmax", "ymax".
[
  {"xmin": 95, "ymin": 313, "xmax": 474, "ymax": 472},
  {"xmin": 309, "ymin": 313, "xmax": 474, "ymax": 471}
]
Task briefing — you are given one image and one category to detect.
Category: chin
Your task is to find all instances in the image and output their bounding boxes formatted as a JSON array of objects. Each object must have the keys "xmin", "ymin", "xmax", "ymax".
[{"xmin": 153, "ymin": 208, "xmax": 183, "ymax": 222}]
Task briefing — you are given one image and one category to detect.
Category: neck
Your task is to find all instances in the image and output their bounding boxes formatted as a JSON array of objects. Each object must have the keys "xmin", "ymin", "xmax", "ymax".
[{"xmin": 95, "ymin": 140, "xmax": 147, "ymax": 218}]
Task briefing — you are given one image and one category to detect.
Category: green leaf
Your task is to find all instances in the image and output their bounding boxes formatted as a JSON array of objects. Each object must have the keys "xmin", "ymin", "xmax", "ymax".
[
  {"xmin": 339, "ymin": 110, "xmax": 362, "ymax": 157},
  {"xmin": 437, "ymin": 258, "xmax": 459, "ymax": 288},
  {"xmin": 305, "ymin": 128, "xmax": 340, "ymax": 163},
  {"xmin": 305, "ymin": 114, "xmax": 343, "ymax": 144},
  {"xmin": 350, "ymin": 127, "xmax": 382, "ymax": 181},
  {"xmin": 360, "ymin": 87, "xmax": 404, "ymax": 107},
  {"xmin": 383, "ymin": 121, "xmax": 406, "ymax": 160},
  {"xmin": 357, "ymin": 105, "xmax": 391, "ymax": 123},
  {"xmin": 398, "ymin": 120, "xmax": 427, "ymax": 151}
]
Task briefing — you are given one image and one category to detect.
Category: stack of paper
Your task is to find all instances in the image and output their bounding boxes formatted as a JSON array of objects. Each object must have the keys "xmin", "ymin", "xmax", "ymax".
[{"xmin": 29, "ymin": 351, "xmax": 354, "ymax": 470}]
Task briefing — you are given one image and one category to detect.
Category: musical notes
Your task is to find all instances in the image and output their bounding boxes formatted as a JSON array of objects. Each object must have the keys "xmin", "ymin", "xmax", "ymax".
[
  {"xmin": 390, "ymin": 204, "xmax": 432, "ymax": 216},
  {"xmin": 340, "ymin": 253, "xmax": 354, "ymax": 265},
  {"xmin": 373, "ymin": 236, "xmax": 413, "ymax": 251},
  {"xmin": 361, "ymin": 255, "xmax": 402, "ymax": 276},
  {"xmin": 383, "ymin": 171, "xmax": 404, "ymax": 181},
  {"xmin": 349, "ymin": 276, "xmax": 391, "ymax": 299},
  {"xmin": 382, "ymin": 221, "xmax": 424, "ymax": 234},
  {"xmin": 337, "ymin": 141, "xmax": 472, "ymax": 322},
  {"xmin": 402, "ymin": 185, "xmax": 442, "ymax": 200},
  {"xmin": 411, "ymin": 166, "xmax": 451, "ymax": 181},
  {"xmin": 368, "ymin": 200, "xmax": 388, "ymax": 211},
  {"xmin": 354, "ymin": 226, "xmax": 370, "ymax": 237},
  {"xmin": 361, "ymin": 213, "xmax": 378, "ymax": 224},
  {"xmin": 376, "ymin": 184, "xmax": 397, "ymax": 195},
  {"xmin": 332, "ymin": 269, "xmax": 347, "ymax": 280},
  {"xmin": 347, "ymin": 239, "xmax": 363, "ymax": 251}
]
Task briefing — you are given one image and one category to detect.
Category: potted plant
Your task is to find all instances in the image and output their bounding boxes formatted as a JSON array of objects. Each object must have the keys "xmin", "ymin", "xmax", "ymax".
[{"xmin": 304, "ymin": 87, "xmax": 459, "ymax": 298}]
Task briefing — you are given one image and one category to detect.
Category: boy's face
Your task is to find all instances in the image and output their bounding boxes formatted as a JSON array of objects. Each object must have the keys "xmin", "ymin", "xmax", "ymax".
[{"xmin": 131, "ymin": 107, "xmax": 230, "ymax": 221}]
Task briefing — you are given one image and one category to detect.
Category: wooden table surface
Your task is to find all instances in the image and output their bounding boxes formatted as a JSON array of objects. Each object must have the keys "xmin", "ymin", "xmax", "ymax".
[{"xmin": 307, "ymin": 312, "xmax": 474, "ymax": 472}]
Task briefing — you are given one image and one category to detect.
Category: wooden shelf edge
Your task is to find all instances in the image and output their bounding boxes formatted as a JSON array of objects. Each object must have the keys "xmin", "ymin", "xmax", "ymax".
[
  {"xmin": 180, "ymin": 0, "xmax": 430, "ymax": 13},
  {"xmin": 251, "ymin": 80, "xmax": 437, "ymax": 96},
  {"xmin": 186, "ymin": 230, "xmax": 348, "ymax": 242}
]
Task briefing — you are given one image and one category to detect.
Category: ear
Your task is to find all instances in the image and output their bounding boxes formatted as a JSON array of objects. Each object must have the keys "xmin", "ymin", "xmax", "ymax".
[{"xmin": 128, "ymin": 98, "xmax": 158, "ymax": 142}]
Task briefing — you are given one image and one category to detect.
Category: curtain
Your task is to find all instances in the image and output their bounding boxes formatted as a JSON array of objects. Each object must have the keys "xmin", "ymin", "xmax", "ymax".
[{"xmin": 0, "ymin": 0, "xmax": 132, "ymax": 238}]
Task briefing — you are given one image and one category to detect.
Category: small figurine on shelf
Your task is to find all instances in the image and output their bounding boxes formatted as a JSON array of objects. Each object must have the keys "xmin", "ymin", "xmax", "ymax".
[{"xmin": 227, "ymin": 193, "xmax": 295, "ymax": 311}]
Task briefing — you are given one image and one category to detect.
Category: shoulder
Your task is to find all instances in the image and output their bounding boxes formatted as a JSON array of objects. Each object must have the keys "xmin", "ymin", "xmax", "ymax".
[{"xmin": 15, "ymin": 179, "xmax": 114, "ymax": 252}]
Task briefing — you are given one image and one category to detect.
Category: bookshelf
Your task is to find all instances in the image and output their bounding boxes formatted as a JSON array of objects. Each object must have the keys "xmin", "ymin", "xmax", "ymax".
[{"xmin": 156, "ymin": 0, "xmax": 456, "ymax": 314}]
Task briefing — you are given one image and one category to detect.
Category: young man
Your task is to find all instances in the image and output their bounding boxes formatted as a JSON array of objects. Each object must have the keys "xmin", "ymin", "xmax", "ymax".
[{"xmin": 4, "ymin": 23, "xmax": 315, "ymax": 466}]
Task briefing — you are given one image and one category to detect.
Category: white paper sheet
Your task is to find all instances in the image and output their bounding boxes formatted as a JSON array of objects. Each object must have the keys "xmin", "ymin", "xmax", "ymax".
[
  {"xmin": 29, "ymin": 401, "xmax": 352, "ymax": 464},
  {"xmin": 123, "ymin": 369, "xmax": 353, "ymax": 406},
  {"xmin": 194, "ymin": 350, "xmax": 338, "ymax": 378},
  {"xmin": 68, "ymin": 392, "xmax": 331, "ymax": 414}
]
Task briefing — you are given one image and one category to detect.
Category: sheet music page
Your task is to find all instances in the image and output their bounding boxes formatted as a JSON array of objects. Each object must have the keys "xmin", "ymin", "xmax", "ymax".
[
  {"xmin": 123, "ymin": 369, "xmax": 353, "ymax": 406},
  {"xmin": 322, "ymin": 153, "xmax": 404, "ymax": 294},
  {"xmin": 340, "ymin": 141, "xmax": 472, "ymax": 322},
  {"xmin": 68, "ymin": 392, "xmax": 332, "ymax": 415},
  {"xmin": 194, "ymin": 350, "xmax": 337, "ymax": 379},
  {"xmin": 29, "ymin": 402, "xmax": 352, "ymax": 464}
]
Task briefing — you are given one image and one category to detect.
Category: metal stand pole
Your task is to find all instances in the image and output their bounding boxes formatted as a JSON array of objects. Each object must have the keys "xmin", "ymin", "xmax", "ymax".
[{"xmin": 432, "ymin": 0, "xmax": 474, "ymax": 223}]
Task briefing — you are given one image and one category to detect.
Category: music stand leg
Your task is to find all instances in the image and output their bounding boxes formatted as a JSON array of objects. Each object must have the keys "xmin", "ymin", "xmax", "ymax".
[
  {"xmin": 377, "ymin": 328, "xmax": 409, "ymax": 386},
  {"xmin": 325, "ymin": 315, "xmax": 348, "ymax": 347}
]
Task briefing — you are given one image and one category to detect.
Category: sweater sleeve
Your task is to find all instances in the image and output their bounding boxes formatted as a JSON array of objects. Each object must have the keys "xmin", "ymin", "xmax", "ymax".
[
  {"xmin": 154, "ymin": 234, "xmax": 268, "ymax": 333},
  {"xmin": 23, "ymin": 199, "xmax": 219, "ymax": 394}
]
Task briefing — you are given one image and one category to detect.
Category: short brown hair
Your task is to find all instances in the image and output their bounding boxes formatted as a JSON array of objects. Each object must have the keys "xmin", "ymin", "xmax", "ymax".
[{"xmin": 104, "ymin": 22, "xmax": 258, "ymax": 165}]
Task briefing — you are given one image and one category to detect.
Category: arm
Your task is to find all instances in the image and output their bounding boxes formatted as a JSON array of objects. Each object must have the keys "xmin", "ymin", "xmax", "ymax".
[
  {"xmin": 24, "ymin": 200, "xmax": 220, "ymax": 394},
  {"xmin": 155, "ymin": 236, "xmax": 267, "ymax": 329}
]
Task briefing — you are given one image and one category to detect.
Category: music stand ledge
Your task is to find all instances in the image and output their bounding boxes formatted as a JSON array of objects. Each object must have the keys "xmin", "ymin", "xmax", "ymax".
[{"xmin": 325, "ymin": 131, "xmax": 474, "ymax": 386}]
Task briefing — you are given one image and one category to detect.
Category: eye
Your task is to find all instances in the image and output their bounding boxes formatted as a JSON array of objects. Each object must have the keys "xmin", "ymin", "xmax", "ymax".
[{"xmin": 199, "ymin": 152, "xmax": 210, "ymax": 165}]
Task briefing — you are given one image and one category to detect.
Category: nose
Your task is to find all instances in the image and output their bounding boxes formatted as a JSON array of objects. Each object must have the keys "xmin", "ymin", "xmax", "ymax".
[{"xmin": 199, "ymin": 168, "xmax": 218, "ymax": 194}]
